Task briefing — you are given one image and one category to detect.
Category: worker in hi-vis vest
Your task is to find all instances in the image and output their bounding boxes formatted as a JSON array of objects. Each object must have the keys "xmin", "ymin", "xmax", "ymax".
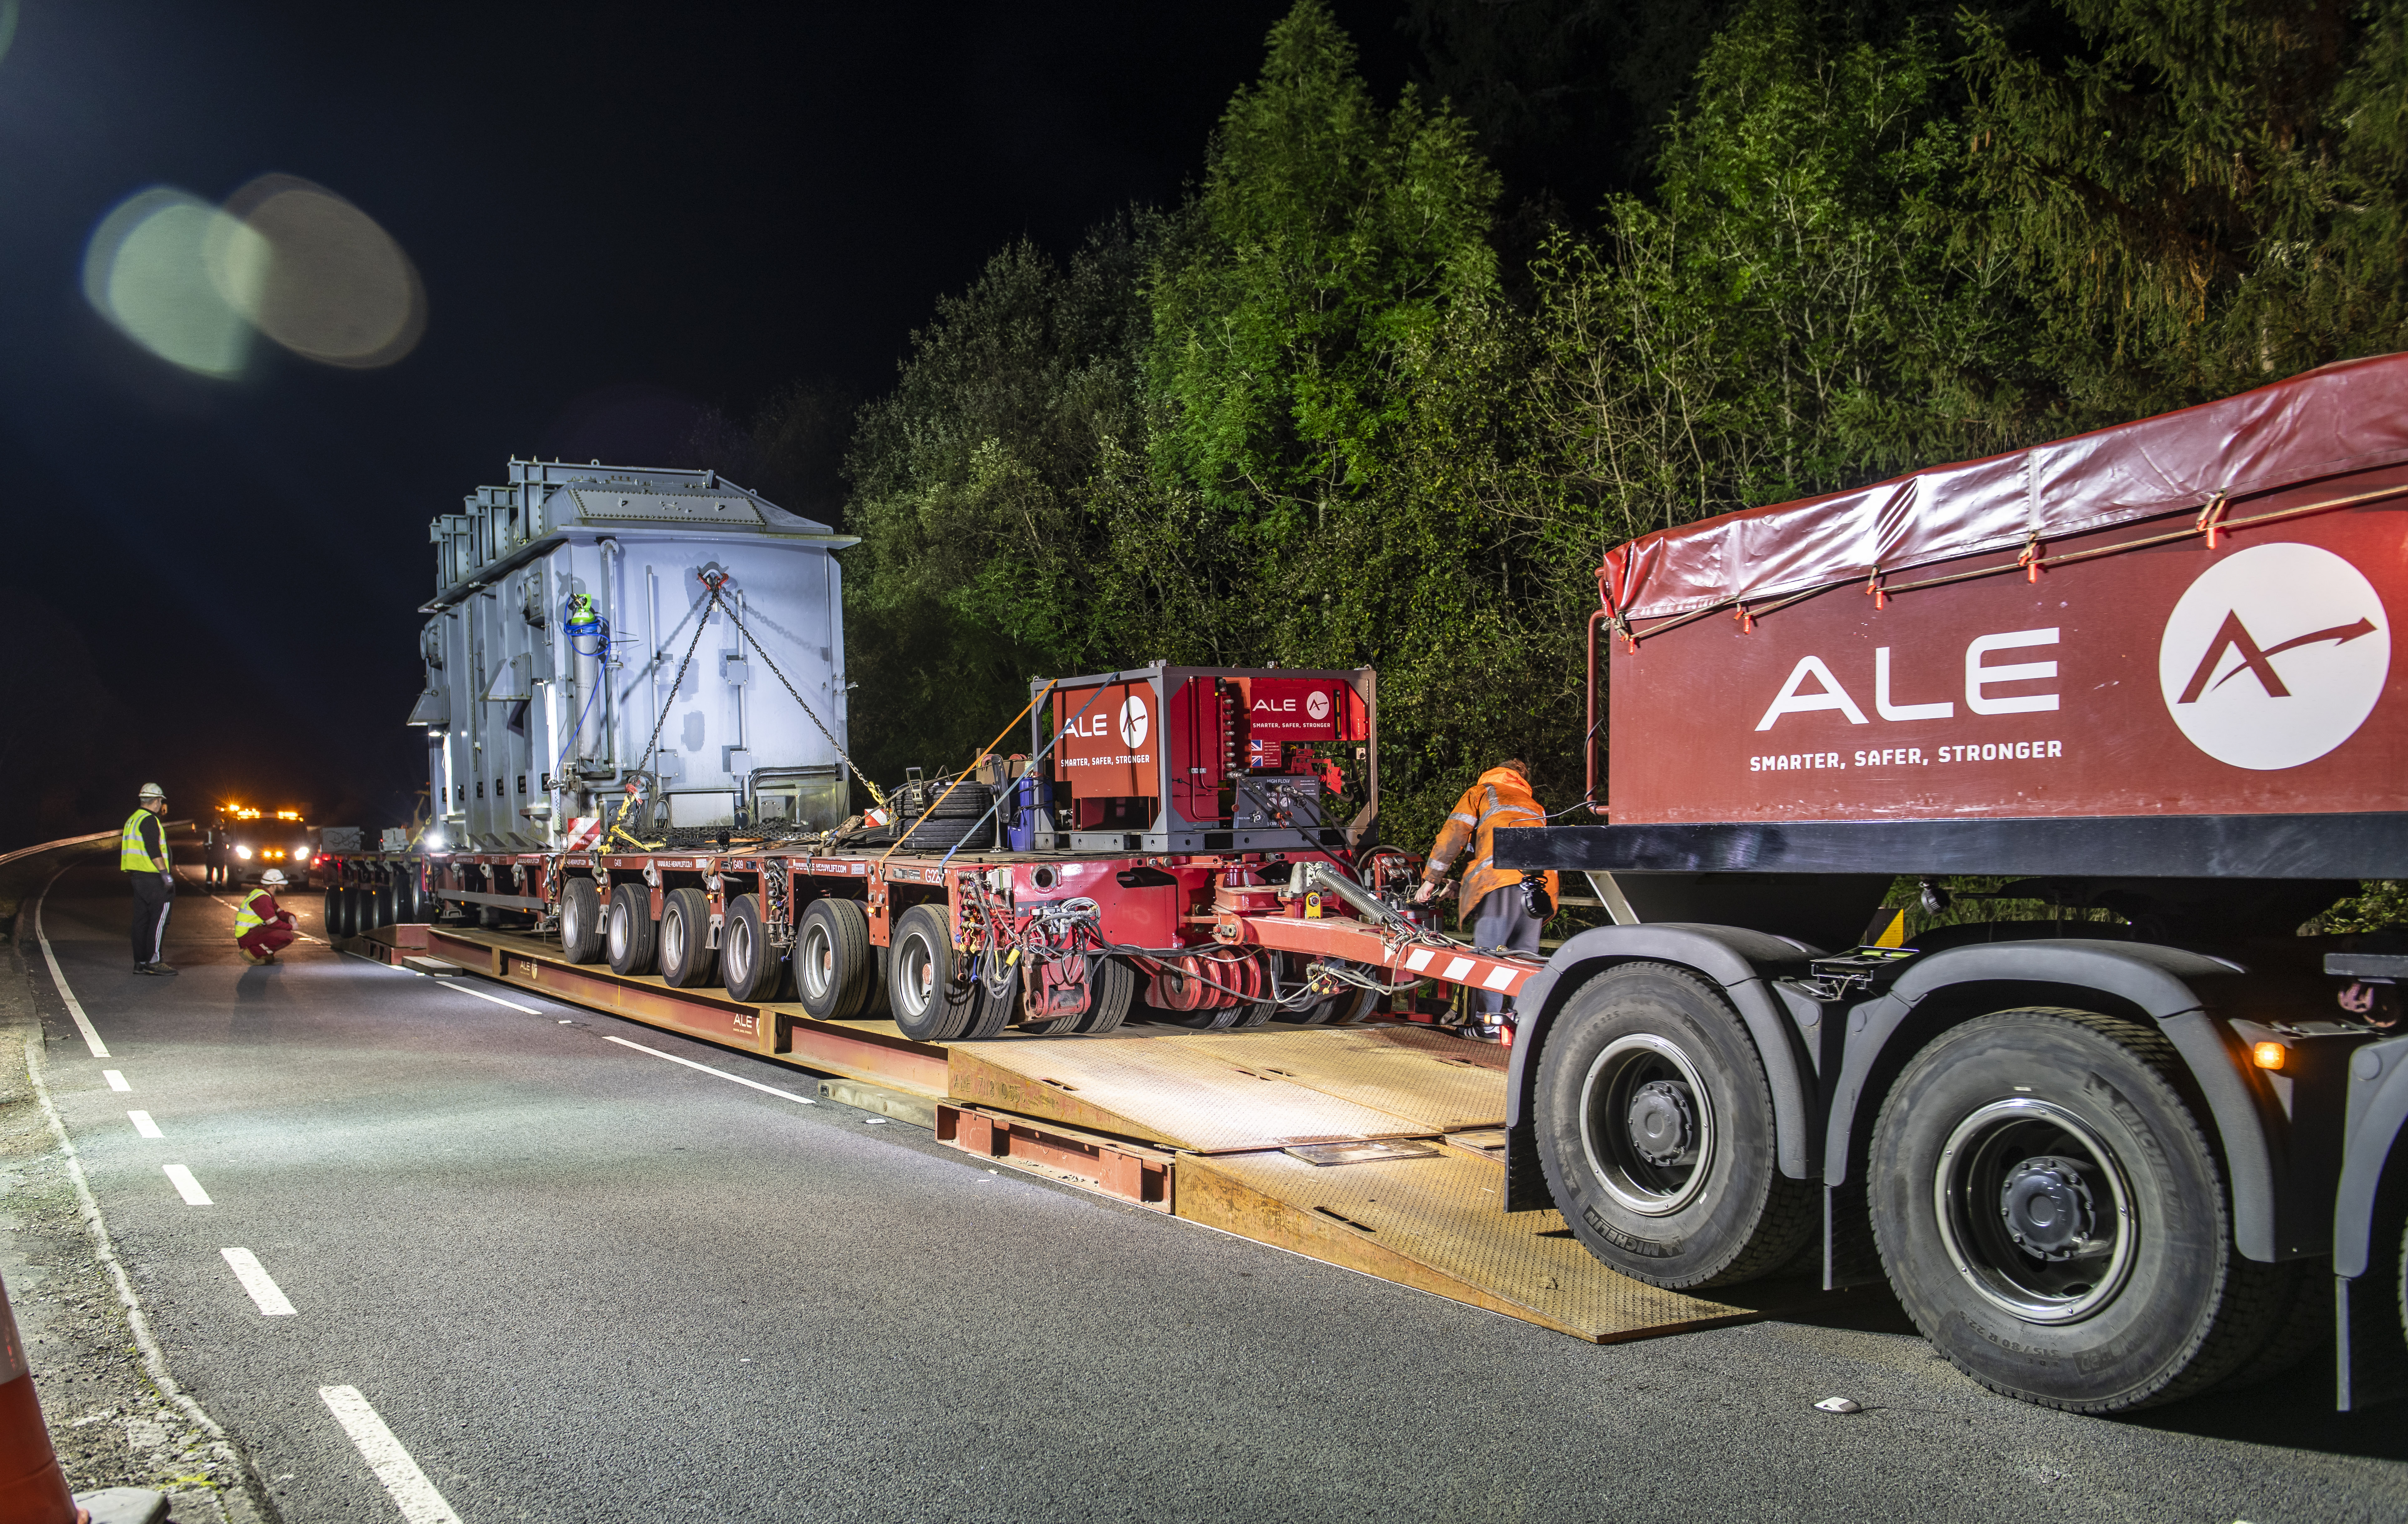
[
  {"xmin": 122, "ymin": 781, "xmax": 177, "ymax": 976},
  {"xmin": 234, "ymin": 869, "xmax": 299, "ymax": 965},
  {"xmin": 1412, "ymin": 759, "xmax": 1559, "ymax": 1040}
]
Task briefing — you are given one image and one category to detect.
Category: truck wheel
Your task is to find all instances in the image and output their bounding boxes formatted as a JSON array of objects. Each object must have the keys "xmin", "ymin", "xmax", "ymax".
[
  {"xmin": 961, "ymin": 961, "xmax": 1016, "ymax": 1041},
  {"xmin": 1535, "ymin": 962, "xmax": 1815, "ymax": 1290},
  {"xmin": 794, "ymin": 898, "xmax": 871, "ymax": 1017},
  {"xmin": 1869, "ymin": 1007, "xmax": 2293, "ymax": 1413},
  {"xmin": 1322, "ymin": 986, "xmax": 1375, "ymax": 1025},
  {"xmin": 659, "ymin": 887, "xmax": 717, "ymax": 988},
  {"xmin": 559, "ymin": 879, "xmax": 605, "ymax": 964},
  {"xmin": 1229, "ymin": 1001, "xmax": 1275, "ymax": 1029},
  {"xmin": 887, "ymin": 903, "xmax": 977, "ymax": 1043},
  {"xmin": 1075, "ymin": 956, "xmax": 1134, "ymax": 1035},
  {"xmin": 607, "ymin": 883, "xmax": 656, "ymax": 976}
]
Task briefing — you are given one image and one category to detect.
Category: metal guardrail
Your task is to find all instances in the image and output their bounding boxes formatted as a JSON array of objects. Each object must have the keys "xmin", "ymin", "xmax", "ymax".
[{"xmin": 0, "ymin": 819, "xmax": 194, "ymax": 931}]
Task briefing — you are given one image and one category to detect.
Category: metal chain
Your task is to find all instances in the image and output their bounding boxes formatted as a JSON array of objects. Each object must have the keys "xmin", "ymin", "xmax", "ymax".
[
  {"xmin": 637, "ymin": 586, "xmax": 723, "ymax": 791},
  {"xmin": 714, "ymin": 597, "xmax": 887, "ymax": 811}
]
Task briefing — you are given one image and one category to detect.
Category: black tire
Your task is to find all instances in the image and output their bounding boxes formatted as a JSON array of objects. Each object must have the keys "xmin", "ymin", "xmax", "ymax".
[
  {"xmin": 1868, "ymin": 1007, "xmax": 2295, "ymax": 1413},
  {"xmin": 1534, "ymin": 962, "xmax": 1816, "ymax": 1290},
  {"xmin": 794, "ymin": 898, "xmax": 871, "ymax": 1017},
  {"xmin": 961, "ymin": 960, "xmax": 1017, "ymax": 1041},
  {"xmin": 372, "ymin": 882, "xmax": 397, "ymax": 929},
  {"xmin": 479, "ymin": 901, "xmax": 507, "ymax": 929},
  {"xmin": 1283, "ymin": 996, "xmax": 1331, "ymax": 1026},
  {"xmin": 1074, "ymin": 955, "xmax": 1135, "ymax": 1036},
  {"xmin": 721, "ymin": 893, "xmax": 788, "ymax": 1002},
  {"xmin": 324, "ymin": 888, "xmax": 351, "ymax": 939},
  {"xmin": 607, "ymin": 883, "xmax": 656, "ymax": 976},
  {"xmin": 891, "ymin": 813, "xmax": 996, "ymax": 855},
  {"xmin": 1229, "ymin": 1001, "xmax": 1275, "ymax": 1029},
  {"xmin": 1301, "ymin": 985, "xmax": 1377, "ymax": 1025},
  {"xmin": 2217, "ymin": 1261, "xmax": 2329, "ymax": 1390},
  {"xmin": 887, "ymin": 902, "xmax": 977, "ymax": 1043},
  {"xmin": 659, "ymin": 887, "xmax": 717, "ymax": 988},
  {"xmin": 560, "ymin": 878, "xmax": 605, "ymax": 964}
]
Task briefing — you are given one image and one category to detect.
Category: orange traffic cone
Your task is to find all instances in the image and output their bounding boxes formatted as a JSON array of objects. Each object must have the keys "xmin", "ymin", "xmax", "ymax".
[{"xmin": 0, "ymin": 1272, "xmax": 83, "ymax": 1524}]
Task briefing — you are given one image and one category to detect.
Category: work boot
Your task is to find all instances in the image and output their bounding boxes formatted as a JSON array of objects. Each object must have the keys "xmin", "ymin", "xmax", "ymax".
[{"xmin": 239, "ymin": 950, "xmax": 264, "ymax": 966}]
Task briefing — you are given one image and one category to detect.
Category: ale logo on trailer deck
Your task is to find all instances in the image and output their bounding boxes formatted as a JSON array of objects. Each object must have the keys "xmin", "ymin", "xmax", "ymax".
[{"xmin": 2159, "ymin": 542, "xmax": 2390, "ymax": 771}]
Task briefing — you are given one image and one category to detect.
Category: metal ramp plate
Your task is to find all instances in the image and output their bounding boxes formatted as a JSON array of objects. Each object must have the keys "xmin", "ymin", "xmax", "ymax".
[
  {"xmin": 945, "ymin": 1032, "xmax": 1435, "ymax": 1151},
  {"xmin": 1159, "ymin": 1025, "xmax": 1507, "ymax": 1134},
  {"xmin": 1177, "ymin": 1148, "xmax": 1764, "ymax": 1342}
]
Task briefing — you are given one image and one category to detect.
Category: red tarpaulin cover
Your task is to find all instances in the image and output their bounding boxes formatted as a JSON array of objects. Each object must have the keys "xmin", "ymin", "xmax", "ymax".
[{"xmin": 1600, "ymin": 353, "xmax": 2408, "ymax": 621}]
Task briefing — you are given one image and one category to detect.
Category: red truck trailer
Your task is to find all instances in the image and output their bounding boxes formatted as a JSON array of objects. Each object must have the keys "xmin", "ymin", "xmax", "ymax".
[{"xmin": 1497, "ymin": 352, "xmax": 2408, "ymax": 1412}]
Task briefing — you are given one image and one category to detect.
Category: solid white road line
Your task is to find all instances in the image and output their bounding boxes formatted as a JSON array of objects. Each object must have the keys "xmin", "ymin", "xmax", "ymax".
[
  {"xmin": 602, "ymin": 1034, "xmax": 818, "ymax": 1105},
  {"xmin": 163, "ymin": 1164, "xmax": 213, "ymax": 1206},
  {"xmin": 318, "ymin": 1385, "xmax": 463, "ymax": 1524},
  {"xmin": 33, "ymin": 879, "xmax": 110, "ymax": 1058},
  {"xmin": 104, "ymin": 1070, "xmax": 131, "ymax": 1091},
  {"xmin": 219, "ymin": 1248, "xmax": 296, "ymax": 1316},
  {"xmin": 128, "ymin": 1110, "xmax": 162, "ymax": 1138},
  {"xmin": 340, "ymin": 949, "xmax": 545, "ymax": 1013}
]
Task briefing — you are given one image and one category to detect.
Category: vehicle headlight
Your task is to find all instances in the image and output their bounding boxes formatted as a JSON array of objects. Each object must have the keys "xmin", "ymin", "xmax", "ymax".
[
  {"xmin": 295, "ymin": 848, "xmax": 311, "ymax": 863},
  {"xmin": 235, "ymin": 845, "xmax": 253, "ymax": 860}
]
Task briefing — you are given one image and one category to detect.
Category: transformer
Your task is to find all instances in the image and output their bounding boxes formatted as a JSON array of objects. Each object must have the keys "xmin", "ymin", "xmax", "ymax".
[{"xmin": 408, "ymin": 459, "xmax": 858, "ymax": 850}]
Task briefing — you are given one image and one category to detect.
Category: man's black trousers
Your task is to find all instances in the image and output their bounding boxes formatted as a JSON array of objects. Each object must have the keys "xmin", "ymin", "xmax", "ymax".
[{"xmin": 129, "ymin": 872, "xmax": 173, "ymax": 964}]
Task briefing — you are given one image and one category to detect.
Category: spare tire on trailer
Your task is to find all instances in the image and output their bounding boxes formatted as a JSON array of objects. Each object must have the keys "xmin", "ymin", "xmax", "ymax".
[
  {"xmin": 1534, "ymin": 961, "xmax": 1816, "ymax": 1290},
  {"xmin": 892, "ymin": 813, "xmax": 996, "ymax": 855},
  {"xmin": 559, "ymin": 878, "xmax": 605, "ymax": 964},
  {"xmin": 1867, "ymin": 1007, "xmax": 2298, "ymax": 1413}
]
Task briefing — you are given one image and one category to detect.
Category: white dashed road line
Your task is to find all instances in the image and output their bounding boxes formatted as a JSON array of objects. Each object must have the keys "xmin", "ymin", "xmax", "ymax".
[
  {"xmin": 34, "ymin": 879, "xmax": 110, "ymax": 1058},
  {"xmin": 128, "ymin": 1110, "xmax": 162, "ymax": 1138},
  {"xmin": 219, "ymin": 1248, "xmax": 297, "ymax": 1316},
  {"xmin": 163, "ymin": 1164, "xmax": 213, "ymax": 1206},
  {"xmin": 602, "ymin": 1033, "xmax": 819, "ymax": 1105},
  {"xmin": 318, "ymin": 1385, "xmax": 463, "ymax": 1524},
  {"xmin": 104, "ymin": 1069, "xmax": 131, "ymax": 1091}
]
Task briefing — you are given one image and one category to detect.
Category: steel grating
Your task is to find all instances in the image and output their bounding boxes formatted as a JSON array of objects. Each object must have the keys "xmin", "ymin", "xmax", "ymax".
[{"xmin": 1157, "ymin": 1025, "xmax": 1508, "ymax": 1134}]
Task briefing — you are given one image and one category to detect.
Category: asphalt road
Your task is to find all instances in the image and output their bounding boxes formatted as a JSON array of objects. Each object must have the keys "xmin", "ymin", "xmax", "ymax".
[{"xmin": 18, "ymin": 862, "xmax": 2408, "ymax": 1523}]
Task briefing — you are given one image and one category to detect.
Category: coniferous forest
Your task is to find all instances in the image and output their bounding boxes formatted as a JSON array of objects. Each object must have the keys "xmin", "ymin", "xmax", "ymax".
[{"xmin": 723, "ymin": 0, "xmax": 2408, "ymax": 865}]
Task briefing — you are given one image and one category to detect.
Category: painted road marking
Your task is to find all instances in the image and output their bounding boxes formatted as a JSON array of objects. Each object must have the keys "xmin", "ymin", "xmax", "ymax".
[
  {"xmin": 163, "ymin": 1165, "xmax": 212, "ymax": 1206},
  {"xmin": 33, "ymin": 885, "xmax": 110, "ymax": 1058},
  {"xmin": 601, "ymin": 1034, "xmax": 818, "ymax": 1105},
  {"xmin": 342, "ymin": 950, "xmax": 544, "ymax": 1013},
  {"xmin": 128, "ymin": 1110, "xmax": 162, "ymax": 1138},
  {"xmin": 104, "ymin": 1071, "xmax": 130, "ymax": 1092},
  {"xmin": 318, "ymin": 1385, "xmax": 462, "ymax": 1524},
  {"xmin": 219, "ymin": 1248, "xmax": 295, "ymax": 1316}
]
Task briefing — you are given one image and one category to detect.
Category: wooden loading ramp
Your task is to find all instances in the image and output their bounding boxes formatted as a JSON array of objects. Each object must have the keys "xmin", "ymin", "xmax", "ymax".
[{"xmin": 359, "ymin": 922, "xmax": 1796, "ymax": 1343}]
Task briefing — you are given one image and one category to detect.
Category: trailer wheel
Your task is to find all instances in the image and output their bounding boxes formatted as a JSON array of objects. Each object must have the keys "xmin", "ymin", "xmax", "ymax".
[
  {"xmin": 606, "ymin": 883, "xmax": 656, "ymax": 976},
  {"xmin": 559, "ymin": 879, "xmax": 605, "ymax": 964},
  {"xmin": 718, "ymin": 893, "xmax": 785, "ymax": 1002},
  {"xmin": 1322, "ymin": 986, "xmax": 1376, "ymax": 1025},
  {"xmin": 962, "ymin": 961, "xmax": 1016, "ymax": 1041},
  {"xmin": 1536, "ymin": 962, "xmax": 1815, "ymax": 1290},
  {"xmin": 1229, "ymin": 1001, "xmax": 1276, "ymax": 1029},
  {"xmin": 1075, "ymin": 956, "xmax": 1135, "ymax": 1036},
  {"xmin": 659, "ymin": 887, "xmax": 717, "ymax": 988},
  {"xmin": 888, "ymin": 903, "xmax": 978, "ymax": 1043},
  {"xmin": 1869, "ymin": 1008, "xmax": 2293, "ymax": 1413},
  {"xmin": 793, "ymin": 898, "xmax": 870, "ymax": 1016}
]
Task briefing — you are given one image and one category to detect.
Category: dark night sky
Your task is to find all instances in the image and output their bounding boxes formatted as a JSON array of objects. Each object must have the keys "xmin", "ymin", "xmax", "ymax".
[{"xmin": 0, "ymin": 1, "xmax": 1415, "ymax": 841}]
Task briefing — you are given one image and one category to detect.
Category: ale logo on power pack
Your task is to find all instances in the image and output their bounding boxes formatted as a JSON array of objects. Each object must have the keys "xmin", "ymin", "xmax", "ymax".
[
  {"xmin": 1118, "ymin": 694, "xmax": 1150, "ymax": 750},
  {"xmin": 2158, "ymin": 542, "xmax": 2390, "ymax": 770},
  {"xmin": 1306, "ymin": 689, "xmax": 1331, "ymax": 721}
]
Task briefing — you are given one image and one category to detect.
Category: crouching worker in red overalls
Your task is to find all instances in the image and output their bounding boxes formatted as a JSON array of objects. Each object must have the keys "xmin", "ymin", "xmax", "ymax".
[{"xmin": 235, "ymin": 869, "xmax": 299, "ymax": 964}]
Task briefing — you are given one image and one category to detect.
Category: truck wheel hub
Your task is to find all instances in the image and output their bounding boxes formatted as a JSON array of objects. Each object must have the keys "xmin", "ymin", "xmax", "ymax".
[
  {"xmin": 1627, "ymin": 1080, "xmax": 1696, "ymax": 1168},
  {"xmin": 1999, "ymin": 1156, "xmax": 2093, "ymax": 1260}
]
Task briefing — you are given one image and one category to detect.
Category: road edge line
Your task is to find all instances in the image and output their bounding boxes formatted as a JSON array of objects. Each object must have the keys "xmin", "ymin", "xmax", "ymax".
[
  {"xmin": 34, "ymin": 872, "xmax": 110, "ymax": 1057},
  {"xmin": 24, "ymin": 1034, "xmax": 271, "ymax": 1521}
]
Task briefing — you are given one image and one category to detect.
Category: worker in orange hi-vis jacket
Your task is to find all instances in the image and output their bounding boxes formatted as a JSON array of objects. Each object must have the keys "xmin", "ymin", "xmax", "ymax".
[
  {"xmin": 234, "ymin": 869, "xmax": 299, "ymax": 965},
  {"xmin": 1412, "ymin": 760, "xmax": 1561, "ymax": 1041}
]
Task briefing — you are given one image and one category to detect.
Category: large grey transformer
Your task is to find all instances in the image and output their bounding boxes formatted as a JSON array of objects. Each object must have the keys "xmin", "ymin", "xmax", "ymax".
[{"xmin": 408, "ymin": 460, "xmax": 858, "ymax": 850}]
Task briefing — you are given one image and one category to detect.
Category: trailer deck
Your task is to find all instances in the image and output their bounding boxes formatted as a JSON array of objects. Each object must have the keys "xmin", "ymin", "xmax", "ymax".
[{"xmin": 353, "ymin": 919, "xmax": 1810, "ymax": 1343}]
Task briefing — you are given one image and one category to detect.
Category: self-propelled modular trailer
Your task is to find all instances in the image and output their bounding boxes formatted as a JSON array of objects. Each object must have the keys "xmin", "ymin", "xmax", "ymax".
[{"xmin": 1495, "ymin": 353, "xmax": 2408, "ymax": 1413}]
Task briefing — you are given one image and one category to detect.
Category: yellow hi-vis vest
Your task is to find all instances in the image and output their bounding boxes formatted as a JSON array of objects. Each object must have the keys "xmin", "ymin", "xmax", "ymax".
[
  {"xmin": 120, "ymin": 809, "xmax": 167, "ymax": 873},
  {"xmin": 234, "ymin": 888, "xmax": 272, "ymax": 935}
]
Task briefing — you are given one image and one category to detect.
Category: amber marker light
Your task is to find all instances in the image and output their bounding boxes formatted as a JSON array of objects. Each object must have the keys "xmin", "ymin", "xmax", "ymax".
[{"xmin": 2252, "ymin": 1041, "xmax": 2287, "ymax": 1071}]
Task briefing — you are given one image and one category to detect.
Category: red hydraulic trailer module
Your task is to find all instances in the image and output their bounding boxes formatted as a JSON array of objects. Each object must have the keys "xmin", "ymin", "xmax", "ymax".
[{"xmin": 1497, "ymin": 352, "xmax": 2408, "ymax": 1412}]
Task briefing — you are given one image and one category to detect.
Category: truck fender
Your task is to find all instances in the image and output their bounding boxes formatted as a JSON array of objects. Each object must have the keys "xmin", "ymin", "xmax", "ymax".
[
  {"xmin": 1819, "ymin": 940, "xmax": 2293, "ymax": 1263},
  {"xmin": 2335, "ymin": 1035, "xmax": 2408, "ymax": 1279},
  {"xmin": 1505, "ymin": 924, "xmax": 1821, "ymax": 1212}
]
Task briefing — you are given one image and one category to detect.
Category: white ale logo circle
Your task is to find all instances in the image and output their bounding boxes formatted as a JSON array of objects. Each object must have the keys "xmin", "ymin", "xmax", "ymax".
[
  {"xmin": 1306, "ymin": 689, "xmax": 1331, "ymax": 721},
  {"xmin": 1118, "ymin": 695, "xmax": 1149, "ymax": 750},
  {"xmin": 2158, "ymin": 541, "xmax": 2389, "ymax": 770}
]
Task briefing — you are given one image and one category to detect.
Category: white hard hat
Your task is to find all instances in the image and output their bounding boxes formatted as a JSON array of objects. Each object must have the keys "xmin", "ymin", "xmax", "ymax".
[
  {"xmin": 260, "ymin": 869, "xmax": 288, "ymax": 887},
  {"xmin": 137, "ymin": 782, "xmax": 166, "ymax": 800}
]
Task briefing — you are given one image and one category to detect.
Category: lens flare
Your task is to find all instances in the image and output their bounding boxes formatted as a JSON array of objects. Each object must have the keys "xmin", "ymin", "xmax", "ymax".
[
  {"xmin": 82, "ymin": 188, "xmax": 263, "ymax": 378},
  {"xmin": 221, "ymin": 174, "xmax": 425, "ymax": 368},
  {"xmin": 0, "ymin": 3, "xmax": 20, "ymax": 70}
]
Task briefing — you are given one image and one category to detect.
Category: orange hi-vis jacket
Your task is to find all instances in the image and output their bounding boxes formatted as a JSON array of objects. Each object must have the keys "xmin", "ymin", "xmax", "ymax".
[{"xmin": 1420, "ymin": 767, "xmax": 1562, "ymax": 925}]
